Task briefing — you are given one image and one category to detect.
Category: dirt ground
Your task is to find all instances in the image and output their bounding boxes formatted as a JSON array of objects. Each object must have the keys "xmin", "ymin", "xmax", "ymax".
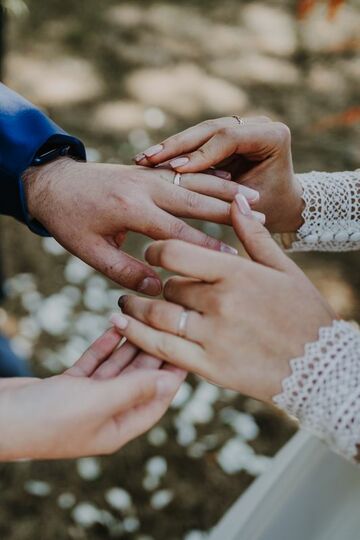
[{"xmin": 0, "ymin": 1, "xmax": 359, "ymax": 539}]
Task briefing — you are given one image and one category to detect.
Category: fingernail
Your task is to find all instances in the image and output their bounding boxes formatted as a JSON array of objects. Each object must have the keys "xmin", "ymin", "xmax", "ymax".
[
  {"xmin": 117, "ymin": 295, "xmax": 127, "ymax": 310},
  {"xmin": 169, "ymin": 157, "xmax": 189, "ymax": 169},
  {"xmin": 235, "ymin": 193, "xmax": 252, "ymax": 216},
  {"xmin": 252, "ymin": 211, "xmax": 266, "ymax": 224},
  {"xmin": 156, "ymin": 375, "xmax": 177, "ymax": 397},
  {"xmin": 143, "ymin": 144, "xmax": 163, "ymax": 158},
  {"xmin": 220, "ymin": 243, "xmax": 238, "ymax": 255},
  {"xmin": 110, "ymin": 313, "xmax": 128, "ymax": 330},
  {"xmin": 137, "ymin": 277, "xmax": 162, "ymax": 296},
  {"xmin": 214, "ymin": 170, "xmax": 232, "ymax": 180},
  {"xmin": 238, "ymin": 185, "xmax": 260, "ymax": 203},
  {"xmin": 134, "ymin": 153, "xmax": 146, "ymax": 163}
]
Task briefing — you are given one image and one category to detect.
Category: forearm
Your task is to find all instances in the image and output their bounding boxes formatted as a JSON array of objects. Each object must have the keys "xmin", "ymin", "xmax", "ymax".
[
  {"xmin": 273, "ymin": 320, "xmax": 360, "ymax": 463},
  {"xmin": 0, "ymin": 83, "xmax": 85, "ymax": 232},
  {"xmin": 285, "ymin": 170, "xmax": 360, "ymax": 252}
]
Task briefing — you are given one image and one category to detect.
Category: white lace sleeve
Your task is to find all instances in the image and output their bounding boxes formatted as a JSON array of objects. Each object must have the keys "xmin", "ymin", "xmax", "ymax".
[
  {"xmin": 290, "ymin": 170, "xmax": 360, "ymax": 252},
  {"xmin": 273, "ymin": 320, "xmax": 360, "ymax": 463}
]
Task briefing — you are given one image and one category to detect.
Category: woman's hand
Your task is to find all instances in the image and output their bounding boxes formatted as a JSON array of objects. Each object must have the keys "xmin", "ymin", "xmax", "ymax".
[
  {"xmin": 111, "ymin": 195, "xmax": 335, "ymax": 404},
  {"xmin": 135, "ymin": 117, "xmax": 304, "ymax": 233},
  {"xmin": 0, "ymin": 329, "xmax": 185, "ymax": 460},
  {"xmin": 24, "ymin": 159, "xmax": 248, "ymax": 296}
]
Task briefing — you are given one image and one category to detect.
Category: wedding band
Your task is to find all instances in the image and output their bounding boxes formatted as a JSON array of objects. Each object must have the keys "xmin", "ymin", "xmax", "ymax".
[
  {"xmin": 177, "ymin": 309, "xmax": 189, "ymax": 337},
  {"xmin": 232, "ymin": 115, "xmax": 246, "ymax": 126},
  {"xmin": 173, "ymin": 172, "xmax": 182, "ymax": 186}
]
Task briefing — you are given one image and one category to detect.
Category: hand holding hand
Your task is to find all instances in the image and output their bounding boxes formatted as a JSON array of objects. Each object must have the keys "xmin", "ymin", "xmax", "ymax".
[
  {"xmin": 111, "ymin": 195, "xmax": 335, "ymax": 403},
  {"xmin": 24, "ymin": 158, "xmax": 244, "ymax": 295},
  {"xmin": 135, "ymin": 116, "xmax": 304, "ymax": 233},
  {"xmin": 0, "ymin": 329, "xmax": 185, "ymax": 460}
]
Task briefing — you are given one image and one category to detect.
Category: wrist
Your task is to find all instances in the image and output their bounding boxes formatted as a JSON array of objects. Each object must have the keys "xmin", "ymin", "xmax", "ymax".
[{"xmin": 23, "ymin": 156, "xmax": 79, "ymax": 225}]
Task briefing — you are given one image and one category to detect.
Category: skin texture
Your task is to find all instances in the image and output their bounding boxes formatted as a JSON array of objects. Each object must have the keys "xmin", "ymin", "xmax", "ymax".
[
  {"xmin": 23, "ymin": 157, "xmax": 254, "ymax": 296},
  {"xmin": 135, "ymin": 116, "xmax": 305, "ymax": 233},
  {"xmin": 111, "ymin": 199, "xmax": 336, "ymax": 404},
  {"xmin": 0, "ymin": 328, "xmax": 186, "ymax": 461}
]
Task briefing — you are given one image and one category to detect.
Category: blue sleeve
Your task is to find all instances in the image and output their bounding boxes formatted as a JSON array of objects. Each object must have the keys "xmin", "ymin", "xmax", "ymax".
[{"xmin": 0, "ymin": 83, "xmax": 86, "ymax": 235}]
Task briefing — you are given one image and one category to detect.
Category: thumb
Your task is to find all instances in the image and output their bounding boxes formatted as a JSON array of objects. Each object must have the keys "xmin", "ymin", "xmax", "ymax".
[
  {"xmin": 231, "ymin": 195, "xmax": 296, "ymax": 273},
  {"xmin": 103, "ymin": 370, "xmax": 181, "ymax": 416},
  {"xmin": 77, "ymin": 236, "xmax": 162, "ymax": 296}
]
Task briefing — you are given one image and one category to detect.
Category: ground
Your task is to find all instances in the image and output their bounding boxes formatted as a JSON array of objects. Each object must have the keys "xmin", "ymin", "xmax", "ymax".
[{"xmin": 0, "ymin": 1, "xmax": 359, "ymax": 539}]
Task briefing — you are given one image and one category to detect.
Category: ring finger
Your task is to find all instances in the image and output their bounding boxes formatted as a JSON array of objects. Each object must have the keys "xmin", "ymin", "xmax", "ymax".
[
  {"xmin": 119, "ymin": 295, "xmax": 205, "ymax": 343},
  {"xmin": 176, "ymin": 172, "xmax": 258, "ymax": 204}
]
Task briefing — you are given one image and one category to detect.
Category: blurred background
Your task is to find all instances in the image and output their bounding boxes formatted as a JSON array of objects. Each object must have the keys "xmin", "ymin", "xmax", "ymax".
[{"xmin": 0, "ymin": 0, "xmax": 359, "ymax": 538}]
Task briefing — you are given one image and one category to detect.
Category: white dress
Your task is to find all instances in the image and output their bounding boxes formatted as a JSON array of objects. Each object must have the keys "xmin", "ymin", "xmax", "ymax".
[{"xmin": 273, "ymin": 170, "xmax": 360, "ymax": 463}]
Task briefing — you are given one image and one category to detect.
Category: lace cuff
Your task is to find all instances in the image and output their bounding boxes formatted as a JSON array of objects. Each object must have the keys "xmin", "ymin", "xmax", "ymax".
[
  {"xmin": 273, "ymin": 320, "xmax": 360, "ymax": 462},
  {"xmin": 290, "ymin": 171, "xmax": 360, "ymax": 252}
]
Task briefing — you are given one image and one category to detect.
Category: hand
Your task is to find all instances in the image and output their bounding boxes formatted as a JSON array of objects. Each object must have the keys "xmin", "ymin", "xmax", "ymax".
[
  {"xmin": 110, "ymin": 194, "xmax": 336, "ymax": 404},
  {"xmin": 135, "ymin": 117, "xmax": 304, "ymax": 233},
  {"xmin": 24, "ymin": 157, "xmax": 243, "ymax": 295},
  {"xmin": 0, "ymin": 328, "xmax": 186, "ymax": 460}
]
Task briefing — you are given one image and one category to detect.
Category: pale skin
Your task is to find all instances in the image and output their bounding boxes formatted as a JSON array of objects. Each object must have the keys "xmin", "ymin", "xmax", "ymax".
[
  {"xmin": 110, "ymin": 199, "xmax": 336, "ymax": 404},
  {"xmin": 135, "ymin": 116, "xmax": 304, "ymax": 233},
  {"xmin": 24, "ymin": 157, "xmax": 264, "ymax": 296},
  {"xmin": 0, "ymin": 328, "xmax": 186, "ymax": 461}
]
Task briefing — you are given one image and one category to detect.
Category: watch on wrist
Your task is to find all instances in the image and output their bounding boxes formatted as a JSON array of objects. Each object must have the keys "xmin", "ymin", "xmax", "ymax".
[{"xmin": 32, "ymin": 143, "xmax": 73, "ymax": 166}]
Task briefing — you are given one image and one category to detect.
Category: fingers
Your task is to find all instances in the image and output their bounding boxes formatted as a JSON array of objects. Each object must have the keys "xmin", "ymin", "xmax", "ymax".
[
  {"xmin": 67, "ymin": 328, "xmax": 122, "ymax": 377},
  {"xmin": 110, "ymin": 369, "xmax": 185, "ymax": 447},
  {"xmin": 157, "ymin": 174, "xmax": 232, "ymax": 225},
  {"xmin": 163, "ymin": 276, "xmax": 209, "ymax": 311},
  {"xmin": 118, "ymin": 295, "xmax": 205, "ymax": 343},
  {"xmin": 109, "ymin": 313, "xmax": 204, "ymax": 372},
  {"xmin": 134, "ymin": 116, "xmax": 272, "ymax": 168},
  {"xmin": 120, "ymin": 352, "xmax": 162, "ymax": 375},
  {"xmin": 149, "ymin": 208, "xmax": 236, "ymax": 254},
  {"xmin": 231, "ymin": 196, "xmax": 297, "ymax": 274},
  {"xmin": 91, "ymin": 340, "xmax": 138, "ymax": 380},
  {"xmin": 82, "ymin": 236, "xmax": 162, "ymax": 296},
  {"xmin": 173, "ymin": 172, "xmax": 259, "ymax": 204},
  {"xmin": 145, "ymin": 239, "xmax": 237, "ymax": 281}
]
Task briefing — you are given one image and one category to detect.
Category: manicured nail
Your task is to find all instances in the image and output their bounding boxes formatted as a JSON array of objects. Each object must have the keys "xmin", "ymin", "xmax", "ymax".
[
  {"xmin": 110, "ymin": 313, "xmax": 128, "ymax": 330},
  {"xmin": 252, "ymin": 211, "xmax": 266, "ymax": 224},
  {"xmin": 220, "ymin": 243, "xmax": 238, "ymax": 255},
  {"xmin": 156, "ymin": 375, "xmax": 178, "ymax": 397},
  {"xmin": 238, "ymin": 185, "xmax": 260, "ymax": 203},
  {"xmin": 214, "ymin": 170, "xmax": 232, "ymax": 180},
  {"xmin": 137, "ymin": 277, "xmax": 162, "ymax": 296},
  {"xmin": 134, "ymin": 153, "xmax": 146, "ymax": 163},
  {"xmin": 117, "ymin": 295, "xmax": 127, "ymax": 310},
  {"xmin": 169, "ymin": 157, "xmax": 189, "ymax": 169},
  {"xmin": 235, "ymin": 193, "xmax": 252, "ymax": 216},
  {"xmin": 143, "ymin": 144, "xmax": 163, "ymax": 158}
]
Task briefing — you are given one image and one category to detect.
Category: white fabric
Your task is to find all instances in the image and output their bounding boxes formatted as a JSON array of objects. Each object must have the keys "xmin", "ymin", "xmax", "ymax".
[
  {"xmin": 290, "ymin": 170, "xmax": 360, "ymax": 252},
  {"xmin": 273, "ymin": 321, "xmax": 360, "ymax": 462}
]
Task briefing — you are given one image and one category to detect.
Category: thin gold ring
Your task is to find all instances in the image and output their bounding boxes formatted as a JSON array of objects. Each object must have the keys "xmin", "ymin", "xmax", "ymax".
[
  {"xmin": 232, "ymin": 115, "xmax": 246, "ymax": 126},
  {"xmin": 177, "ymin": 309, "xmax": 189, "ymax": 338},
  {"xmin": 173, "ymin": 172, "xmax": 182, "ymax": 186}
]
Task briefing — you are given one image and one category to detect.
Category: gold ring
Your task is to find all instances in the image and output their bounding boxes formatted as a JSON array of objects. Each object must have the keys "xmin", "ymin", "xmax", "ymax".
[
  {"xmin": 177, "ymin": 309, "xmax": 189, "ymax": 337},
  {"xmin": 173, "ymin": 172, "xmax": 182, "ymax": 186},
  {"xmin": 232, "ymin": 115, "xmax": 246, "ymax": 126}
]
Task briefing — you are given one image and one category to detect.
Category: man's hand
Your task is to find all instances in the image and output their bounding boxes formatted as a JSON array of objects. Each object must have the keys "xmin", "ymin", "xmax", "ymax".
[
  {"xmin": 0, "ymin": 328, "xmax": 186, "ymax": 460},
  {"xmin": 24, "ymin": 158, "xmax": 243, "ymax": 295}
]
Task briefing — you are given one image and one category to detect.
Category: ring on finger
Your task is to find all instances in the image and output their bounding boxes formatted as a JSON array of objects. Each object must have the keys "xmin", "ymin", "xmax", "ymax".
[
  {"xmin": 177, "ymin": 309, "xmax": 189, "ymax": 338},
  {"xmin": 173, "ymin": 172, "xmax": 182, "ymax": 186},
  {"xmin": 232, "ymin": 115, "xmax": 246, "ymax": 126}
]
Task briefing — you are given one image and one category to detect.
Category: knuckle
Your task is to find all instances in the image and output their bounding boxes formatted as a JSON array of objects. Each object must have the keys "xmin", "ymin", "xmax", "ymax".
[
  {"xmin": 218, "ymin": 126, "xmax": 235, "ymax": 138},
  {"xmin": 168, "ymin": 219, "xmax": 189, "ymax": 239},
  {"xmin": 210, "ymin": 292, "xmax": 232, "ymax": 316},
  {"xmin": 185, "ymin": 190, "xmax": 201, "ymax": 210},
  {"xmin": 273, "ymin": 122, "xmax": 291, "ymax": 143}
]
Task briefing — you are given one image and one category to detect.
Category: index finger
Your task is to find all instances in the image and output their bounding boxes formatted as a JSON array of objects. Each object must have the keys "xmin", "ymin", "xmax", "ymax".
[{"xmin": 145, "ymin": 239, "xmax": 238, "ymax": 282}]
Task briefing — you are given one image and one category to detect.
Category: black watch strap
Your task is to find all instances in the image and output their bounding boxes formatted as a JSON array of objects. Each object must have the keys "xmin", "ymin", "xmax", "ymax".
[{"xmin": 32, "ymin": 144, "xmax": 72, "ymax": 166}]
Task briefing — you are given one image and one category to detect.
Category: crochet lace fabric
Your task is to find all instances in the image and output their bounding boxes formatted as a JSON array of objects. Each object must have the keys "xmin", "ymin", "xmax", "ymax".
[
  {"xmin": 273, "ymin": 321, "xmax": 360, "ymax": 462},
  {"xmin": 291, "ymin": 171, "xmax": 360, "ymax": 252}
]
